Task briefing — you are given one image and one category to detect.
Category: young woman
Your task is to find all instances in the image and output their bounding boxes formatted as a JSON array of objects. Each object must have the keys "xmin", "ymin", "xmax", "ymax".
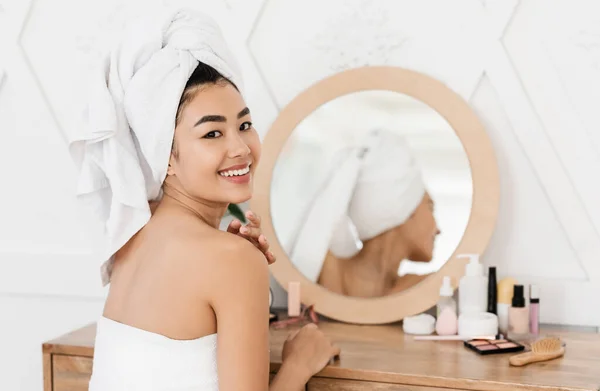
[{"xmin": 76, "ymin": 8, "xmax": 339, "ymax": 391}]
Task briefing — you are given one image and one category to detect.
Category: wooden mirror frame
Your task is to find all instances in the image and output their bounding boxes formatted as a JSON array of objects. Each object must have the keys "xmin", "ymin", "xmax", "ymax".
[{"xmin": 250, "ymin": 66, "xmax": 499, "ymax": 324}]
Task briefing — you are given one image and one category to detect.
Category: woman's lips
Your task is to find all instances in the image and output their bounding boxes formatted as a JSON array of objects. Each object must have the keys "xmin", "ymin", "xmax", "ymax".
[
  {"xmin": 220, "ymin": 171, "xmax": 251, "ymax": 184},
  {"xmin": 218, "ymin": 164, "xmax": 251, "ymax": 184}
]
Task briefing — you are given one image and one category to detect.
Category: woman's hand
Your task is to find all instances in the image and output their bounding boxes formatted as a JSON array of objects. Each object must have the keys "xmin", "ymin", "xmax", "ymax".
[
  {"xmin": 227, "ymin": 210, "xmax": 276, "ymax": 265},
  {"xmin": 281, "ymin": 323, "xmax": 340, "ymax": 382}
]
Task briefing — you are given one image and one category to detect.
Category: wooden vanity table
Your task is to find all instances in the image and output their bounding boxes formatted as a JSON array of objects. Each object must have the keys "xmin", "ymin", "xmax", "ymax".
[{"xmin": 42, "ymin": 317, "xmax": 600, "ymax": 391}]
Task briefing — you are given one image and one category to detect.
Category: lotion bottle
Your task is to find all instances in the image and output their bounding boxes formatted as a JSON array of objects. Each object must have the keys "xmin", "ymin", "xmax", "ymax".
[{"xmin": 457, "ymin": 254, "xmax": 487, "ymax": 315}]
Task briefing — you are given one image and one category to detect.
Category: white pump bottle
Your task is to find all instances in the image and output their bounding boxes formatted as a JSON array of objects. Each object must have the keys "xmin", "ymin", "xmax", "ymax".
[{"xmin": 457, "ymin": 254, "xmax": 487, "ymax": 315}]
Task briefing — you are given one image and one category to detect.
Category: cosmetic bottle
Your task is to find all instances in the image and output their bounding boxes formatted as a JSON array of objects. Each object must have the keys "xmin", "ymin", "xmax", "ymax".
[
  {"xmin": 496, "ymin": 277, "xmax": 517, "ymax": 335},
  {"xmin": 457, "ymin": 254, "xmax": 487, "ymax": 315},
  {"xmin": 508, "ymin": 284, "xmax": 529, "ymax": 337},
  {"xmin": 529, "ymin": 284, "xmax": 540, "ymax": 335},
  {"xmin": 288, "ymin": 282, "xmax": 301, "ymax": 317},
  {"xmin": 435, "ymin": 276, "xmax": 458, "ymax": 335},
  {"xmin": 487, "ymin": 267, "xmax": 497, "ymax": 315}
]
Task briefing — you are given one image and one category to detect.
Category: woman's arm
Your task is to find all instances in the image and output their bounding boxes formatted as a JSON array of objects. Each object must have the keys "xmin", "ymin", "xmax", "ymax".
[{"xmin": 208, "ymin": 238, "xmax": 309, "ymax": 391}]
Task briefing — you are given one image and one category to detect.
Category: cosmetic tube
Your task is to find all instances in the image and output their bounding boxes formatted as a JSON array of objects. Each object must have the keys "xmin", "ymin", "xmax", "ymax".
[
  {"xmin": 529, "ymin": 284, "xmax": 540, "ymax": 335},
  {"xmin": 487, "ymin": 267, "xmax": 497, "ymax": 315},
  {"xmin": 288, "ymin": 282, "xmax": 301, "ymax": 317}
]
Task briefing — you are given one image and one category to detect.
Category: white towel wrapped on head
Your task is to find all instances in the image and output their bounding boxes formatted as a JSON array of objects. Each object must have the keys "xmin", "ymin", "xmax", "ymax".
[
  {"xmin": 69, "ymin": 7, "xmax": 243, "ymax": 286},
  {"xmin": 288, "ymin": 129, "xmax": 426, "ymax": 283}
]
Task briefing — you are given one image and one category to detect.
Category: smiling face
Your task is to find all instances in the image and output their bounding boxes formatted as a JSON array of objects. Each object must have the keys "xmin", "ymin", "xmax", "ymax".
[{"xmin": 166, "ymin": 82, "xmax": 261, "ymax": 205}]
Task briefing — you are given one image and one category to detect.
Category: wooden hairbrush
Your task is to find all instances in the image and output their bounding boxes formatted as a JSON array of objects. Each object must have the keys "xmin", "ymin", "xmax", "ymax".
[{"xmin": 509, "ymin": 337, "xmax": 565, "ymax": 367}]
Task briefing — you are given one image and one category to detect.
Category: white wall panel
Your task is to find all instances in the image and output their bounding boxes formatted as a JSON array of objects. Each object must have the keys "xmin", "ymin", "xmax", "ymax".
[{"xmin": 1, "ymin": 0, "xmax": 598, "ymax": 388}]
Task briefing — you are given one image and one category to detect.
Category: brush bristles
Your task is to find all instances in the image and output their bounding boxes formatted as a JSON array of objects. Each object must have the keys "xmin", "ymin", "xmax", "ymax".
[{"xmin": 531, "ymin": 337, "xmax": 562, "ymax": 353}]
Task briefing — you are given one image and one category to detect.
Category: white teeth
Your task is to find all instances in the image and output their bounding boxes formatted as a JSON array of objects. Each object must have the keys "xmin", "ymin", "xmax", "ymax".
[{"xmin": 219, "ymin": 165, "xmax": 250, "ymax": 177}]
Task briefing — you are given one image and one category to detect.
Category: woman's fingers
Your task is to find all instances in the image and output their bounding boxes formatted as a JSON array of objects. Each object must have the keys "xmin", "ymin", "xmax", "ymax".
[
  {"xmin": 257, "ymin": 234, "xmax": 269, "ymax": 251},
  {"xmin": 239, "ymin": 225, "xmax": 261, "ymax": 240},
  {"xmin": 226, "ymin": 219, "xmax": 242, "ymax": 234},
  {"xmin": 265, "ymin": 251, "xmax": 276, "ymax": 265},
  {"xmin": 257, "ymin": 235, "xmax": 276, "ymax": 264},
  {"xmin": 245, "ymin": 210, "xmax": 261, "ymax": 227},
  {"xmin": 227, "ymin": 211, "xmax": 275, "ymax": 263},
  {"xmin": 238, "ymin": 226, "xmax": 276, "ymax": 264}
]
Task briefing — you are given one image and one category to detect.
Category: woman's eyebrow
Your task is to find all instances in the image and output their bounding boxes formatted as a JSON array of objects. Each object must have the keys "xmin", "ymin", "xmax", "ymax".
[
  {"xmin": 193, "ymin": 107, "xmax": 250, "ymax": 127},
  {"xmin": 194, "ymin": 115, "xmax": 226, "ymax": 127},
  {"xmin": 237, "ymin": 107, "xmax": 250, "ymax": 118}
]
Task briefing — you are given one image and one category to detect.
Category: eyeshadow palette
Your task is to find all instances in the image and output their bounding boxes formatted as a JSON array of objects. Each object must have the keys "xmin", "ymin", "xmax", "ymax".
[{"xmin": 464, "ymin": 338, "xmax": 525, "ymax": 355}]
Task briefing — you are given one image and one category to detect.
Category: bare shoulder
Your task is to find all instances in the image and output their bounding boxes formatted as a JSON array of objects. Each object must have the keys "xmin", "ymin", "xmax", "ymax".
[
  {"xmin": 168, "ymin": 225, "xmax": 269, "ymax": 297},
  {"xmin": 204, "ymin": 230, "xmax": 269, "ymax": 292},
  {"xmin": 181, "ymin": 227, "xmax": 265, "ymax": 266}
]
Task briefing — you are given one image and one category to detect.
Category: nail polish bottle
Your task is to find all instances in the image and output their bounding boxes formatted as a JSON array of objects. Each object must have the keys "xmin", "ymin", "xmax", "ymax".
[{"xmin": 508, "ymin": 285, "xmax": 529, "ymax": 338}]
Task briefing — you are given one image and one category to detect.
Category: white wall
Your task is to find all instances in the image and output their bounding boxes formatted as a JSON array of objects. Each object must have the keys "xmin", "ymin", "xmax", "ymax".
[{"xmin": 1, "ymin": 0, "xmax": 599, "ymax": 389}]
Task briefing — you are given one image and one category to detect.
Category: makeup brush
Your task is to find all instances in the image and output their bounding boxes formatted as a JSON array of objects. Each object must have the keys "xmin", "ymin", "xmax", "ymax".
[{"xmin": 509, "ymin": 337, "xmax": 565, "ymax": 367}]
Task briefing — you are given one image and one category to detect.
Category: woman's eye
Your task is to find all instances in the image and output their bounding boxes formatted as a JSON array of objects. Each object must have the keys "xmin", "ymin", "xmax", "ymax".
[
  {"xmin": 240, "ymin": 122, "xmax": 253, "ymax": 131},
  {"xmin": 203, "ymin": 130, "xmax": 223, "ymax": 139}
]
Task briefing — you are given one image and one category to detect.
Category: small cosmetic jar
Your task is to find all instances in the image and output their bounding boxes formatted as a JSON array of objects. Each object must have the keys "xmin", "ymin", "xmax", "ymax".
[
  {"xmin": 458, "ymin": 312, "xmax": 498, "ymax": 337},
  {"xmin": 403, "ymin": 313, "xmax": 436, "ymax": 335}
]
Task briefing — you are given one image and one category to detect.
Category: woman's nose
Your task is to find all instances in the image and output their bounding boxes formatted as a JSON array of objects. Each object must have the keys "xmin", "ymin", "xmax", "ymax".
[{"xmin": 228, "ymin": 132, "xmax": 251, "ymax": 158}]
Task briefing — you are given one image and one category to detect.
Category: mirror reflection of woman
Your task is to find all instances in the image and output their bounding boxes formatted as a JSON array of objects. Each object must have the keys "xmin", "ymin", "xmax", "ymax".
[
  {"xmin": 287, "ymin": 129, "xmax": 440, "ymax": 297},
  {"xmin": 319, "ymin": 192, "xmax": 440, "ymax": 297}
]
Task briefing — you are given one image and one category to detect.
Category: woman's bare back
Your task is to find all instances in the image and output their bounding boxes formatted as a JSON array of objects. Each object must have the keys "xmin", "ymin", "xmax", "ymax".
[{"xmin": 103, "ymin": 204, "xmax": 244, "ymax": 340}]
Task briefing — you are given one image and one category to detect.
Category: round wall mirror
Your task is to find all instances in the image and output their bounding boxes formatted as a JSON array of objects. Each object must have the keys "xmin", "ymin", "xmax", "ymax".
[
  {"xmin": 271, "ymin": 90, "xmax": 473, "ymax": 298},
  {"xmin": 251, "ymin": 67, "xmax": 499, "ymax": 324}
]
